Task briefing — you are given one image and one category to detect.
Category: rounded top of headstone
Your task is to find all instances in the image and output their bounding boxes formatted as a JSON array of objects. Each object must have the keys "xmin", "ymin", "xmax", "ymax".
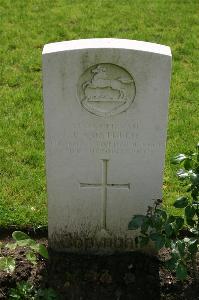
[{"xmin": 42, "ymin": 38, "xmax": 172, "ymax": 57}]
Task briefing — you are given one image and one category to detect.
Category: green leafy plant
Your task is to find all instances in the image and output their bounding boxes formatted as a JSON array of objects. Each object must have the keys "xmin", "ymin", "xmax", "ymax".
[
  {"xmin": 0, "ymin": 231, "xmax": 48, "ymax": 274},
  {"xmin": 0, "ymin": 242, "xmax": 15, "ymax": 273},
  {"xmin": 129, "ymin": 143, "xmax": 199, "ymax": 281},
  {"xmin": 9, "ymin": 282, "xmax": 35, "ymax": 299},
  {"xmin": 9, "ymin": 282, "xmax": 59, "ymax": 300}
]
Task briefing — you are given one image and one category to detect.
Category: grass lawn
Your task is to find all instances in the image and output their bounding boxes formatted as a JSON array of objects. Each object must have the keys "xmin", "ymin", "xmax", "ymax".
[{"xmin": 0, "ymin": 0, "xmax": 198, "ymax": 227}]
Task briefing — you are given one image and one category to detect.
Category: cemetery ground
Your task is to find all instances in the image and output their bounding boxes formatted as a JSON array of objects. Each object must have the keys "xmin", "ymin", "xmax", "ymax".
[
  {"xmin": 0, "ymin": 0, "xmax": 198, "ymax": 299},
  {"xmin": 0, "ymin": 228, "xmax": 198, "ymax": 299}
]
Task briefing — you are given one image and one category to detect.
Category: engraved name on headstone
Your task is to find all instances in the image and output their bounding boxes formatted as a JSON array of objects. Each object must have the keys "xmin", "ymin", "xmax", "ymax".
[{"xmin": 42, "ymin": 38, "xmax": 172, "ymax": 252}]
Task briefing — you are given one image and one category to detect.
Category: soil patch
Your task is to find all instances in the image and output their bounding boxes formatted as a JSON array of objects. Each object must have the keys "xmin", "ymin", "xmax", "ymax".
[{"xmin": 0, "ymin": 232, "xmax": 198, "ymax": 299}]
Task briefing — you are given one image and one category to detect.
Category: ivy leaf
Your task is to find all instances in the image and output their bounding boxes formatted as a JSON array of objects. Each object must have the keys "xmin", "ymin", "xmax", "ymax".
[
  {"xmin": 167, "ymin": 215, "xmax": 176, "ymax": 223},
  {"xmin": 164, "ymin": 223, "xmax": 173, "ymax": 237},
  {"xmin": 185, "ymin": 205, "xmax": 195, "ymax": 219},
  {"xmin": 165, "ymin": 256, "xmax": 178, "ymax": 271},
  {"xmin": 184, "ymin": 158, "xmax": 192, "ymax": 170},
  {"xmin": 26, "ymin": 251, "xmax": 37, "ymax": 265},
  {"xmin": 175, "ymin": 217, "xmax": 184, "ymax": 229},
  {"xmin": 9, "ymin": 282, "xmax": 33, "ymax": 297},
  {"xmin": 177, "ymin": 169, "xmax": 189, "ymax": 179},
  {"xmin": 152, "ymin": 215, "xmax": 164, "ymax": 231},
  {"xmin": 5, "ymin": 243, "xmax": 17, "ymax": 250},
  {"xmin": 165, "ymin": 238, "xmax": 171, "ymax": 248},
  {"xmin": 0, "ymin": 257, "xmax": 15, "ymax": 273},
  {"xmin": 184, "ymin": 238, "xmax": 198, "ymax": 255},
  {"xmin": 12, "ymin": 231, "xmax": 30, "ymax": 241},
  {"xmin": 186, "ymin": 218, "xmax": 196, "ymax": 226},
  {"xmin": 38, "ymin": 244, "xmax": 48, "ymax": 259},
  {"xmin": 156, "ymin": 209, "xmax": 167, "ymax": 220},
  {"xmin": 6, "ymin": 257, "xmax": 16, "ymax": 273},
  {"xmin": 30, "ymin": 243, "xmax": 40, "ymax": 252},
  {"xmin": 0, "ymin": 257, "xmax": 6, "ymax": 271},
  {"xmin": 186, "ymin": 184, "xmax": 192, "ymax": 192},
  {"xmin": 176, "ymin": 262, "xmax": 187, "ymax": 281},
  {"xmin": 190, "ymin": 173, "xmax": 199, "ymax": 184},
  {"xmin": 191, "ymin": 189, "xmax": 199, "ymax": 201},
  {"xmin": 17, "ymin": 239, "xmax": 36, "ymax": 247},
  {"xmin": 128, "ymin": 215, "xmax": 146, "ymax": 230},
  {"xmin": 171, "ymin": 154, "xmax": 187, "ymax": 164},
  {"xmin": 176, "ymin": 240, "xmax": 185, "ymax": 257},
  {"xmin": 188, "ymin": 240, "xmax": 198, "ymax": 255},
  {"xmin": 150, "ymin": 233, "xmax": 165, "ymax": 250},
  {"xmin": 183, "ymin": 237, "xmax": 190, "ymax": 243},
  {"xmin": 190, "ymin": 228, "xmax": 199, "ymax": 235},
  {"xmin": 173, "ymin": 197, "xmax": 188, "ymax": 208}
]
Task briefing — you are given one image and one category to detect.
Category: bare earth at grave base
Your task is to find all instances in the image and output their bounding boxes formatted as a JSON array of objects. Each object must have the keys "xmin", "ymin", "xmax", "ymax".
[{"xmin": 0, "ymin": 232, "xmax": 198, "ymax": 300}]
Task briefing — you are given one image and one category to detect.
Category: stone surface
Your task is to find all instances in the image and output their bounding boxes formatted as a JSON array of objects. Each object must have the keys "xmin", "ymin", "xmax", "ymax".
[{"xmin": 42, "ymin": 38, "xmax": 172, "ymax": 252}]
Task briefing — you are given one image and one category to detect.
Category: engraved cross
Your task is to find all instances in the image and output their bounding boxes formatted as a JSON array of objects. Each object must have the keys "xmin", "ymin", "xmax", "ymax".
[{"xmin": 80, "ymin": 159, "xmax": 130, "ymax": 230}]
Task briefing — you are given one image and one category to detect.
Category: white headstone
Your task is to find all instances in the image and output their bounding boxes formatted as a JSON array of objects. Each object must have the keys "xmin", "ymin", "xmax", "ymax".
[{"xmin": 42, "ymin": 38, "xmax": 172, "ymax": 252}]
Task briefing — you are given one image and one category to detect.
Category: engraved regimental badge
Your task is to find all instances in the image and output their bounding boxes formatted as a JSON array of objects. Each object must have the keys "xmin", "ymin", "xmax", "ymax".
[{"xmin": 78, "ymin": 63, "xmax": 136, "ymax": 117}]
